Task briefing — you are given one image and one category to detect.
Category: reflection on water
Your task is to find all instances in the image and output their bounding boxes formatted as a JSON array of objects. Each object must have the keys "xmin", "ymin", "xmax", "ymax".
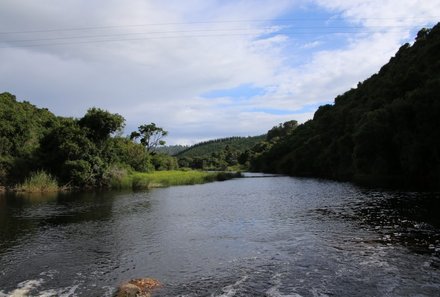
[{"xmin": 0, "ymin": 176, "xmax": 439, "ymax": 296}]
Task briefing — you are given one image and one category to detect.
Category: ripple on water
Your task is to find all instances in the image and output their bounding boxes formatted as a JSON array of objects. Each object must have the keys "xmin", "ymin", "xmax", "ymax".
[{"xmin": 1, "ymin": 177, "xmax": 440, "ymax": 296}]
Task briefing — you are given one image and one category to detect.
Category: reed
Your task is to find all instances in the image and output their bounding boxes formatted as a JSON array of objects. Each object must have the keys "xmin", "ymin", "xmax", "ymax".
[
  {"xmin": 16, "ymin": 170, "xmax": 59, "ymax": 193},
  {"xmin": 125, "ymin": 170, "xmax": 240, "ymax": 190}
]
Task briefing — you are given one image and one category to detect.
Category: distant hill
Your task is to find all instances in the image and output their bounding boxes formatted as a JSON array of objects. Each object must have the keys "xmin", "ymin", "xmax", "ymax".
[
  {"xmin": 251, "ymin": 24, "xmax": 440, "ymax": 189},
  {"xmin": 155, "ymin": 145, "xmax": 189, "ymax": 156},
  {"xmin": 176, "ymin": 135, "xmax": 265, "ymax": 158}
]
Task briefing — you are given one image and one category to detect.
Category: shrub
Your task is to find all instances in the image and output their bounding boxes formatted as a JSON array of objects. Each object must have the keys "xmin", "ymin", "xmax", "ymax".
[
  {"xmin": 102, "ymin": 163, "xmax": 132, "ymax": 189},
  {"xmin": 17, "ymin": 170, "xmax": 59, "ymax": 192}
]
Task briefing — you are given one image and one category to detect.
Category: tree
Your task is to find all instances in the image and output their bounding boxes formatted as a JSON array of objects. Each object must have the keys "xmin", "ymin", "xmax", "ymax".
[
  {"xmin": 103, "ymin": 137, "xmax": 153, "ymax": 172},
  {"xmin": 130, "ymin": 123, "xmax": 168, "ymax": 152},
  {"xmin": 266, "ymin": 120, "xmax": 298, "ymax": 142},
  {"xmin": 78, "ymin": 107, "xmax": 125, "ymax": 143}
]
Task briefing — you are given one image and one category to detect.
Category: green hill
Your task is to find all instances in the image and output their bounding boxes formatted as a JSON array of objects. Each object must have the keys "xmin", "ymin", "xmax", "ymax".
[
  {"xmin": 250, "ymin": 24, "xmax": 440, "ymax": 189},
  {"xmin": 177, "ymin": 135, "xmax": 265, "ymax": 158},
  {"xmin": 155, "ymin": 145, "xmax": 189, "ymax": 156},
  {"xmin": 176, "ymin": 135, "xmax": 265, "ymax": 170}
]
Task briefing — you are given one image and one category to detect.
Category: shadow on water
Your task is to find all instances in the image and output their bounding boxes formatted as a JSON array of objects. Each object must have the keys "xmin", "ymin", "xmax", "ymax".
[
  {"xmin": 0, "ymin": 191, "xmax": 120, "ymax": 255},
  {"xmin": 354, "ymin": 190, "xmax": 440, "ymax": 255},
  {"xmin": 310, "ymin": 189, "xmax": 440, "ymax": 256}
]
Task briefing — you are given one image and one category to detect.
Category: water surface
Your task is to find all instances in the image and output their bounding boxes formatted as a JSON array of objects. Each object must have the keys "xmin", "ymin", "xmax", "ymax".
[{"xmin": 0, "ymin": 174, "xmax": 439, "ymax": 296}]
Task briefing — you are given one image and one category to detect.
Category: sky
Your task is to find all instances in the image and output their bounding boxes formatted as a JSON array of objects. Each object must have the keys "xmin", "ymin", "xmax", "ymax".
[{"xmin": 1, "ymin": 0, "xmax": 439, "ymax": 145}]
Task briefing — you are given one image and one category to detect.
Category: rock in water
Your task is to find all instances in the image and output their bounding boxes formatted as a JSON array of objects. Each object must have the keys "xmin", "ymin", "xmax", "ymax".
[
  {"xmin": 116, "ymin": 278, "xmax": 162, "ymax": 297},
  {"xmin": 116, "ymin": 283, "xmax": 141, "ymax": 297}
]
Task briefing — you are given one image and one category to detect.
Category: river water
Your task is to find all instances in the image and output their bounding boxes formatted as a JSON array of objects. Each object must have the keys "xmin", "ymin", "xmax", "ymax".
[{"xmin": 0, "ymin": 174, "xmax": 439, "ymax": 296}]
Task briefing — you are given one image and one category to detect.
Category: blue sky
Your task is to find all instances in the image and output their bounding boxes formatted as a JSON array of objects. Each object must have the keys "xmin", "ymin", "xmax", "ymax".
[{"xmin": 0, "ymin": 0, "xmax": 439, "ymax": 144}]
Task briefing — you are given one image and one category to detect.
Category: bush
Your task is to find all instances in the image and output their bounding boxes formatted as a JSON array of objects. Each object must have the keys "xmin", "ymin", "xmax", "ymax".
[
  {"xmin": 63, "ymin": 160, "xmax": 93, "ymax": 186},
  {"xmin": 102, "ymin": 164, "xmax": 132, "ymax": 189},
  {"xmin": 17, "ymin": 170, "xmax": 59, "ymax": 192}
]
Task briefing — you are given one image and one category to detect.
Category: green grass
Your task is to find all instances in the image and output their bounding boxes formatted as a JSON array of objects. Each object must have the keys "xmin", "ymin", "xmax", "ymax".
[
  {"xmin": 16, "ymin": 170, "xmax": 59, "ymax": 193},
  {"xmin": 111, "ymin": 170, "xmax": 240, "ymax": 190},
  {"xmin": 14, "ymin": 169, "xmax": 240, "ymax": 192}
]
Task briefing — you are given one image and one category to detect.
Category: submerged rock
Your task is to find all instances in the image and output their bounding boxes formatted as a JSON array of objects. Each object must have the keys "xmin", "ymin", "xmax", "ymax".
[{"xmin": 116, "ymin": 278, "xmax": 162, "ymax": 297}]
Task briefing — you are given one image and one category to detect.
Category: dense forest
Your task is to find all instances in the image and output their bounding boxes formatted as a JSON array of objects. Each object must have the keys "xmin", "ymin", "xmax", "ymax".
[
  {"xmin": 176, "ymin": 135, "xmax": 265, "ymax": 170},
  {"xmin": 0, "ymin": 93, "xmax": 177, "ymax": 189},
  {"xmin": 250, "ymin": 24, "xmax": 440, "ymax": 189},
  {"xmin": 155, "ymin": 145, "xmax": 189, "ymax": 156}
]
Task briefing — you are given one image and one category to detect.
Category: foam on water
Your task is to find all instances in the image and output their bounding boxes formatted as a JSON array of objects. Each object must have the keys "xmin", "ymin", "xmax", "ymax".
[
  {"xmin": 266, "ymin": 273, "xmax": 303, "ymax": 297},
  {"xmin": 0, "ymin": 277, "xmax": 79, "ymax": 297},
  {"xmin": 212, "ymin": 275, "xmax": 248, "ymax": 297},
  {"xmin": 0, "ymin": 279, "xmax": 44, "ymax": 297}
]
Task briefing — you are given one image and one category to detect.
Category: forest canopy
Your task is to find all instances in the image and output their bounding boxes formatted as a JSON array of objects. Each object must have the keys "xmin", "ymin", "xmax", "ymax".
[{"xmin": 249, "ymin": 23, "xmax": 440, "ymax": 189}]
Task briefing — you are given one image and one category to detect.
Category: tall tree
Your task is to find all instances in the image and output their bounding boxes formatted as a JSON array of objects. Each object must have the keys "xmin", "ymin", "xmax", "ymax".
[
  {"xmin": 130, "ymin": 123, "xmax": 168, "ymax": 152},
  {"xmin": 78, "ymin": 107, "xmax": 125, "ymax": 143}
]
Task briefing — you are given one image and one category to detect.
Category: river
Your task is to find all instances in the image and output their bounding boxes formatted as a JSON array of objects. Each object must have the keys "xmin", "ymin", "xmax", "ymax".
[{"xmin": 1, "ymin": 174, "xmax": 439, "ymax": 296}]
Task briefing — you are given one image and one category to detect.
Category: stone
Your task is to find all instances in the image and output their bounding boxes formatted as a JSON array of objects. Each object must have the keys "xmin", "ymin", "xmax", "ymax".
[
  {"xmin": 116, "ymin": 283, "xmax": 141, "ymax": 297},
  {"xmin": 116, "ymin": 278, "xmax": 161, "ymax": 297}
]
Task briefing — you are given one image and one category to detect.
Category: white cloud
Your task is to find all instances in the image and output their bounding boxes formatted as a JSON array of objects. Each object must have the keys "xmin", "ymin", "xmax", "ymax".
[{"xmin": 0, "ymin": 0, "xmax": 438, "ymax": 144}]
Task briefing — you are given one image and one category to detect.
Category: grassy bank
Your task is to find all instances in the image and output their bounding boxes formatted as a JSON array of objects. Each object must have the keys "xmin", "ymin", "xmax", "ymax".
[
  {"xmin": 108, "ymin": 170, "xmax": 241, "ymax": 190},
  {"xmin": 6, "ymin": 169, "xmax": 241, "ymax": 193},
  {"xmin": 15, "ymin": 171, "xmax": 59, "ymax": 193}
]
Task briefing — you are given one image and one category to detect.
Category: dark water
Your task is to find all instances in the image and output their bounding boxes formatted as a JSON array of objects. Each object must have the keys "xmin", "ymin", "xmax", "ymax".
[{"xmin": 1, "ymin": 174, "xmax": 440, "ymax": 296}]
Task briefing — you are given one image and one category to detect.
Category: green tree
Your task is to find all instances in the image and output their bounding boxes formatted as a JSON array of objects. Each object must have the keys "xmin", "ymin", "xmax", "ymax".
[
  {"xmin": 130, "ymin": 123, "xmax": 168, "ymax": 152},
  {"xmin": 267, "ymin": 120, "xmax": 298, "ymax": 142},
  {"xmin": 103, "ymin": 137, "xmax": 153, "ymax": 172},
  {"xmin": 151, "ymin": 153, "xmax": 178, "ymax": 170},
  {"xmin": 78, "ymin": 107, "xmax": 125, "ymax": 144}
]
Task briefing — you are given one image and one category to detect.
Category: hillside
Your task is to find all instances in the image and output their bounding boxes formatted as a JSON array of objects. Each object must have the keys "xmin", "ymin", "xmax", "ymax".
[
  {"xmin": 176, "ymin": 135, "xmax": 265, "ymax": 170},
  {"xmin": 250, "ymin": 24, "xmax": 440, "ymax": 189},
  {"xmin": 176, "ymin": 135, "xmax": 265, "ymax": 158},
  {"xmin": 155, "ymin": 145, "xmax": 189, "ymax": 156}
]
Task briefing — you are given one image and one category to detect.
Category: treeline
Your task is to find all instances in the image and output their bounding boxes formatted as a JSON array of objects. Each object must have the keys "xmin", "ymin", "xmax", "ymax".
[
  {"xmin": 155, "ymin": 145, "xmax": 189, "ymax": 156},
  {"xmin": 0, "ymin": 93, "xmax": 177, "ymax": 189},
  {"xmin": 177, "ymin": 135, "xmax": 265, "ymax": 158},
  {"xmin": 176, "ymin": 135, "xmax": 265, "ymax": 170},
  {"xmin": 249, "ymin": 24, "xmax": 440, "ymax": 189}
]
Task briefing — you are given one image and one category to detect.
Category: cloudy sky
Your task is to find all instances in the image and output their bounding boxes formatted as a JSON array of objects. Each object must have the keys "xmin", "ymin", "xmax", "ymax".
[{"xmin": 1, "ymin": 0, "xmax": 439, "ymax": 144}]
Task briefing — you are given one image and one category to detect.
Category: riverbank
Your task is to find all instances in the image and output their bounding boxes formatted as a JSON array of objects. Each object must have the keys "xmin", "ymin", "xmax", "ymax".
[{"xmin": 3, "ymin": 170, "xmax": 241, "ymax": 193}]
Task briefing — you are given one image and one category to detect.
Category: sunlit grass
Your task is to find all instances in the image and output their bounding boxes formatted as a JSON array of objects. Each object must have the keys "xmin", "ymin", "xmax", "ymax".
[
  {"xmin": 16, "ymin": 170, "xmax": 59, "ymax": 193},
  {"xmin": 132, "ymin": 170, "xmax": 221, "ymax": 189},
  {"xmin": 14, "ymin": 169, "xmax": 240, "ymax": 192},
  {"xmin": 111, "ymin": 170, "xmax": 240, "ymax": 190}
]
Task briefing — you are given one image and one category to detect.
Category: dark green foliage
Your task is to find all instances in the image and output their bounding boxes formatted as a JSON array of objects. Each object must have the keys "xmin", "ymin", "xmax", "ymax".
[
  {"xmin": 0, "ymin": 94, "xmax": 169, "ymax": 189},
  {"xmin": 78, "ymin": 107, "xmax": 125, "ymax": 143},
  {"xmin": 177, "ymin": 135, "xmax": 265, "ymax": 158},
  {"xmin": 151, "ymin": 153, "xmax": 179, "ymax": 171},
  {"xmin": 103, "ymin": 137, "xmax": 153, "ymax": 172},
  {"xmin": 251, "ymin": 23, "xmax": 440, "ymax": 189},
  {"xmin": 267, "ymin": 120, "xmax": 298, "ymax": 141},
  {"xmin": 0, "ymin": 92, "xmax": 58, "ymax": 183}
]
